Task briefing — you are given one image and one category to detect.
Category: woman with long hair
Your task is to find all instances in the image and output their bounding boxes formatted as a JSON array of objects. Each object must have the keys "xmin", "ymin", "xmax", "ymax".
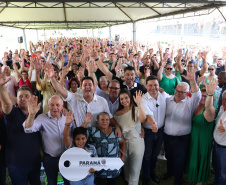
[{"xmin": 114, "ymin": 89, "xmax": 146, "ymax": 185}]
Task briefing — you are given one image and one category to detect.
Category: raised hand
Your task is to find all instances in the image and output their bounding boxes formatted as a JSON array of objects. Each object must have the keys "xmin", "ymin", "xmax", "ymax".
[
  {"xmin": 197, "ymin": 75, "xmax": 206, "ymax": 85},
  {"xmin": 28, "ymin": 96, "xmax": 41, "ymax": 116},
  {"xmin": 181, "ymin": 68, "xmax": 196, "ymax": 82},
  {"xmin": 84, "ymin": 112, "xmax": 92, "ymax": 124},
  {"xmin": 43, "ymin": 63, "xmax": 55, "ymax": 78},
  {"xmin": 133, "ymin": 90, "xmax": 143, "ymax": 107},
  {"xmin": 205, "ymin": 78, "xmax": 218, "ymax": 96},
  {"xmin": 65, "ymin": 110, "xmax": 75, "ymax": 126},
  {"xmin": 86, "ymin": 58, "xmax": 98, "ymax": 73},
  {"xmin": 177, "ymin": 49, "xmax": 183, "ymax": 58},
  {"xmin": 0, "ymin": 66, "xmax": 11, "ymax": 86},
  {"xmin": 62, "ymin": 66, "xmax": 69, "ymax": 77},
  {"xmin": 218, "ymin": 119, "xmax": 226, "ymax": 135},
  {"xmin": 33, "ymin": 57, "xmax": 42, "ymax": 71},
  {"xmin": 201, "ymin": 51, "xmax": 208, "ymax": 60}
]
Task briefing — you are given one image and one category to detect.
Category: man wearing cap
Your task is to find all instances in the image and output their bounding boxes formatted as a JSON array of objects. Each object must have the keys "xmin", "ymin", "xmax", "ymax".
[{"xmin": 213, "ymin": 90, "xmax": 226, "ymax": 185}]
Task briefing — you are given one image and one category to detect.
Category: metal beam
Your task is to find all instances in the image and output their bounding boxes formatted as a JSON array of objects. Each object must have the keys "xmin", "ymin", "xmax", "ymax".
[
  {"xmin": 3, "ymin": 0, "xmax": 226, "ymax": 3},
  {"xmin": 216, "ymin": 7, "xmax": 226, "ymax": 22},
  {"xmin": 142, "ymin": 2, "xmax": 161, "ymax": 15},
  {"xmin": 63, "ymin": 2, "xmax": 68, "ymax": 28},
  {"xmin": 114, "ymin": 2, "xmax": 133, "ymax": 21},
  {"xmin": 0, "ymin": 1, "xmax": 9, "ymax": 14},
  {"xmin": 136, "ymin": 3, "xmax": 225, "ymax": 22}
]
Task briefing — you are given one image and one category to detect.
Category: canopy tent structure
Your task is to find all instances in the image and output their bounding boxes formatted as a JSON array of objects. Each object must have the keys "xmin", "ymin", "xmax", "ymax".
[{"xmin": 0, "ymin": 0, "xmax": 226, "ymax": 30}]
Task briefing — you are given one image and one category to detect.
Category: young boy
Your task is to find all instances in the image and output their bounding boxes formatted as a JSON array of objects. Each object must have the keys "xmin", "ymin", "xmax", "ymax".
[{"xmin": 63, "ymin": 110, "xmax": 97, "ymax": 185}]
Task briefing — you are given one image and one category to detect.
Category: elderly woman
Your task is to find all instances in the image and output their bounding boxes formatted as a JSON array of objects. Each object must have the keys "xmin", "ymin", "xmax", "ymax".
[
  {"xmin": 114, "ymin": 89, "xmax": 146, "ymax": 185},
  {"xmin": 81, "ymin": 112, "xmax": 126, "ymax": 185},
  {"xmin": 185, "ymin": 80, "xmax": 217, "ymax": 185},
  {"xmin": 157, "ymin": 60, "xmax": 179, "ymax": 95}
]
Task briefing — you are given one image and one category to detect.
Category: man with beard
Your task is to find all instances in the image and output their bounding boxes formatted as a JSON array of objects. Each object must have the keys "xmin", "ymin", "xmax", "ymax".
[
  {"xmin": 215, "ymin": 58, "xmax": 226, "ymax": 76},
  {"xmin": 95, "ymin": 79, "xmax": 121, "ymax": 115}
]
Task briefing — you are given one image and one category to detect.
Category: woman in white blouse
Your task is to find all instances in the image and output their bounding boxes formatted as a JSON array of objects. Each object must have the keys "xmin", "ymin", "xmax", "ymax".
[{"xmin": 114, "ymin": 89, "xmax": 146, "ymax": 185}]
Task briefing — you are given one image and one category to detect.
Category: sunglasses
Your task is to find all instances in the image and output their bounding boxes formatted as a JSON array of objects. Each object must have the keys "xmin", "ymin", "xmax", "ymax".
[
  {"xmin": 166, "ymin": 68, "xmax": 173, "ymax": 70},
  {"xmin": 208, "ymin": 68, "xmax": 214, "ymax": 71}
]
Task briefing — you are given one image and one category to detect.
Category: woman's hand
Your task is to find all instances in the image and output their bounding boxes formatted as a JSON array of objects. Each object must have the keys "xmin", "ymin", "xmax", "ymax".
[{"xmin": 133, "ymin": 90, "xmax": 143, "ymax": 107}]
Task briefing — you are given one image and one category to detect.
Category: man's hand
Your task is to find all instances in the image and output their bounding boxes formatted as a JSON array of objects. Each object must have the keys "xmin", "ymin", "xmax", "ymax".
[
  {"xmin": 181, "ymin": 68, "xmax": 196, "ymax": 82},
  {"xmin": 28, "ymin": 96, "xmax": 41, "ymax": 116},
  {"xmin": 177, "ymin": 49, "xmax": 183, "ymax": 58},
  {"xmin": 218, "ymin": 119, "xmax": 226, "ymax": 135},
  {"xmin": 65, "ymin": 110, "xmax": 75, "ymax": 126}
]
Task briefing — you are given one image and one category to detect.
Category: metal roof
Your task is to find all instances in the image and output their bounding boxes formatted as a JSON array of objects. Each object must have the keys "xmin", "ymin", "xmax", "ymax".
[{"xmin": 0, "ymin": 1, "xmax": 225, "ymax": 29}]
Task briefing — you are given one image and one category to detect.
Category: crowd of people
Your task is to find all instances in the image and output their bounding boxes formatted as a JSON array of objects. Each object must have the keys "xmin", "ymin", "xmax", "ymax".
[{"xmin": 0, "ymin": 37, "xmax": 226, "ymax": 185}]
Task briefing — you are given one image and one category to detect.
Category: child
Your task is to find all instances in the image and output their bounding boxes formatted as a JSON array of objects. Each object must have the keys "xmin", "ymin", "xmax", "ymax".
[{"xmin": 63, "ymin": 110, "xmax": 97, "ymax": 185}]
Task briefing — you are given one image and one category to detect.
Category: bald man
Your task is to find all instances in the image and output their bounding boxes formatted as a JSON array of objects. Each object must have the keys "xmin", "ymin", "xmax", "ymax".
[{"xmin": 23, "ymin": 95, "xmax": 74, "ymax": 185}]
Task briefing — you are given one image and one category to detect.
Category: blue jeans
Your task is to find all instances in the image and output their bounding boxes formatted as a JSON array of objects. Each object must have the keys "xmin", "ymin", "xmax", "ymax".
[
  {"xmin": 164, "ymin": 133, "xmax": 190, "ymax": 185},
  {"xmin": 43, "ymin": 154, "xmax": 70, "ymax": 185},
  {"xmin": 142, "ymin": 128, "xmax": 163, "ymax": 178},
  {"xmin": 213, "ymin": 142, "xmax": 226, "ymax": 185},
  {"xmin": 70, "ymin": 174, "xmax": 94, "ymax": 185},
  {"xmin": 8, "ymin": 164, "xmax": 40, "ymax": 185}
]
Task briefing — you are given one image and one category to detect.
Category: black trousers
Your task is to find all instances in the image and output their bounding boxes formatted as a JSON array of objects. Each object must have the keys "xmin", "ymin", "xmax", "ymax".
[{"xmin": 164, "ymin": 133, "xmax": 190, "ymax": 185}]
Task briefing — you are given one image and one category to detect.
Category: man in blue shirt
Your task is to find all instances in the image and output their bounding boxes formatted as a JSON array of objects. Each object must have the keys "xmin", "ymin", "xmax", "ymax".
[{"xmin": 0, "ymin": 67, "xmax": 41, "ymax": 185}]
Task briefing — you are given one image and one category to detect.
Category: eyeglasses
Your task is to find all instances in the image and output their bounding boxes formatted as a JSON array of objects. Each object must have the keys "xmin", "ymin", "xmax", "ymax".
[
  {"xmin": 109, "ymin": 87, "xmax": 120, "ymax": 90},
  {"xmin": 208, "ymin": 68, "xmax": 214, "ymax": 71},
  {"xmin": 175, "ymin": 89, "xmax": 187, "ymax": 95},
  {"xmin": 166, "ymin": 68, "xmax": 173, "ymax": 70},
  {"xmin": 202, "ymin": 95, "xmax": 207, "ymax": 98}
]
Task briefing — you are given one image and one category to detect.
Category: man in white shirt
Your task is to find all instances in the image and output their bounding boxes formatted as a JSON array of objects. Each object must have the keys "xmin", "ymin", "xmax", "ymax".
[
  {"xmin": 161, "ymin": 69, "xmax": 201, "ymax": 185},
  {"xmin": 23, "ymin": 95, "xmax": 73, "ymax": 185},
  {"xmin": 44, "ymin": 63, "xmax": 121, "ymax": 135},
  {"xmin": 141, "ymin": 75, "xmax": 169, "ymax": 185},
  {"xmin": 213, "ymin": 90, "xmax": 226, "ymax": 185}
]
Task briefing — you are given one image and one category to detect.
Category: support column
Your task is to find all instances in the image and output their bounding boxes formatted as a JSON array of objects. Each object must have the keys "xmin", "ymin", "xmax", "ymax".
[
  {"xmin": 98, "ymin": 28, "xmax": 100, "ymax": 38},
  {"xmin": 109, "ymin": 26, "xmax": 112, "ymax": 42},
  {"xmin": 181, "ymin": 22, "xmax": 184, "ymax": 43},
  {"xmin": 92, "ymin": 29, "xmax": 94, "ymax": 38},
  {"xmin": 133, "ymin": 22, "xmax": 136, "ymax": 43},
  {"xmin": 23, "ymin": 29, "xmax": 27, "ymax": 50},
  {"xmin": 44, "ymin": 29, "xmax": 46, "ymax": 41},
  {"xmin": 36, "ymin": 29, "xmax": 39, "ymax": 42}
]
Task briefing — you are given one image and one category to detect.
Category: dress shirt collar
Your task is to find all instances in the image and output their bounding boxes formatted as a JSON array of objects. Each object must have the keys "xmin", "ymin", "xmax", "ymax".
[
  {"xmin": 47, "ymin": 111, "xmax": 63, "ymax": 120},
  {"xmin": 123, "ymin": 81, "xmax": 137, "ymax": 89},
  {"xmin": 169, "ymin": 96, "xmax": 187, "ymax": 103},
  {"xmin": 79, "ymin": 94, "xmax": 98, "ymax": 103},
  {"xmin": 146, "ymin": 91, "xmax": 160, "ymax": 100}
]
